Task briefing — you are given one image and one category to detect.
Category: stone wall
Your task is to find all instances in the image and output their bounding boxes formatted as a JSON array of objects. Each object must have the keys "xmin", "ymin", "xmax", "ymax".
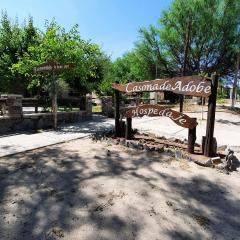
[
  {"xmin": 101, "ymin": 96, "xmax": 114, "ymax": 117},
  {"xmin": 0, "ymin": 111, "xmax": 91, "ymax": 135},
  {"xmin": 86, "ymin": 94, "xmax": 92, "ymax": 116},
  {"xmin": 4, "ymin": 95, "xmax": 23, "ymax": 117}
]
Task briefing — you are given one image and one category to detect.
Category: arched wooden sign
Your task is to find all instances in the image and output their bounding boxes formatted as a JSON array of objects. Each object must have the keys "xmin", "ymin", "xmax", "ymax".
[
  {"xmin": 121, "ymin": 104, "xmax": 197, "ymax": 129},
  {"xmin": 113, "ymin": 74, "xmax": 218, "ymax": 157},
  {"xmin": 112, "ymin": 75, "xmax": 211, "ymax": 97}
]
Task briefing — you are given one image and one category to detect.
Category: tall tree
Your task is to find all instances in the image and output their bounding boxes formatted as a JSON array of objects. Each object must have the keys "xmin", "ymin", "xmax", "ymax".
[
  {"xmin": 157, "ymin": 0, "xmax": 239, "ymax": 75},
  {"xmin": 13, "ymin": 20, "xmax": 106, "ymax": 128},
  {"xmin": 0, "ymin": 12, "xmax": 40, "ymax": 94}
]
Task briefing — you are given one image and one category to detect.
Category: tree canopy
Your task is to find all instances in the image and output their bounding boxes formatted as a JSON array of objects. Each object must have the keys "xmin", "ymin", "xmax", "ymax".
[
  {"xmin": 0, "ymin": 0, "xmax": 239, "ymax": 97},
  {"xmin": 99, "ymin": 0, "xmax": 240, "ymax": 95},
  {"xmin": 0, "ymin": 13, "xmax": 110, "ymax": 96}
]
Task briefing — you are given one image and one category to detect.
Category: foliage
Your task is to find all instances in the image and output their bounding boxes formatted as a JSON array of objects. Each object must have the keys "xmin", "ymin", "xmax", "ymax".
[
  {"xmin": 0, "ymin": 13, "xmax": 108, "ymax": 97},
  {"xmin": 158, "ymin": 0, "xmax": 240, "ymax": 75},
  {"xmin": 12, "ymin": 20, "xmax": 107, "ymax": 96},
  {"xmin": 100, "ymin": 0, "xmax": 240, "ymax": 95},
  {"xmin": 0, "ymin": 12, "xmax": 39, "ymax": 93}
]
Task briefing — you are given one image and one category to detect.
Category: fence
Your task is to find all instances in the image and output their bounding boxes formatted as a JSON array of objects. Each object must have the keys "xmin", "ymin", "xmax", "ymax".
[
  {"xmin": 0, "ymin": 95, "xmax": 87, "ymax": 116},
  {"xmin": 0, "ymin": 94, "xmax": 92, "ymax": 134}
]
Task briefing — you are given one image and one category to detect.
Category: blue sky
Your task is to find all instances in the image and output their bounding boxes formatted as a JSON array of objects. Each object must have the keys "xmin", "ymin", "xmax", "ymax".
[{"xmin": 0, "ymin": 0, "xmax": 172, "ymax": 59}]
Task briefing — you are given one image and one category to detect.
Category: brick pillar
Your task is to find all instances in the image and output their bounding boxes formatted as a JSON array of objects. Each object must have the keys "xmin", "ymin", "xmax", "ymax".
[
  {"xmin": 6, "ymin": 95, "xmax": 23, "ymax": 118},
  {"xmin": 86, "ymin": 94, "xmax": 92, "ymax": 117},
  {"xmin": 101, "ymin": 96, "xmax": 114, "ymax": 117}
]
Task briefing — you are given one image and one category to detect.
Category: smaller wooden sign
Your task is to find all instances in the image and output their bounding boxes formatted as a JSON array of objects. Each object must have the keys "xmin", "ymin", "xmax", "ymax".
[
  {"xmin": 122, "ymin": 104, "xmax": 198, "ymax": 129},
  {"xmin": 34, "ymin": 60, "xmax": 75, "ymax": 73},
  {"xmin": 112, "ymin": 75, "xmax": 211, "ymax": 97}
]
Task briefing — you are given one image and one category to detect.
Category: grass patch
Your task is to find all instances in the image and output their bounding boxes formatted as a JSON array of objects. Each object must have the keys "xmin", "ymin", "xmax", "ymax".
[
  {"xmin": 93, "ymin": 105, "xmax": 102, "ymax": 113},
  {"xmin": 58, "ymin": 107, "xmax": 80, "ymax": 112}
]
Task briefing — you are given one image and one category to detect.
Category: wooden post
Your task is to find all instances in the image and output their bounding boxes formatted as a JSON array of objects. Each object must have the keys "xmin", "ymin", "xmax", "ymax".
[
  {"xmin": 188, "ymin": 118, "xmax": 196, "ymax": 154},
  {"xmin": 204, "ymin": 74, "xmax": 218, "ymax": 157},
  {"xmin": 125, "ymin": 117, "xmax": 132, "ymax": 140},
  {"xmin": 52, "ymin": 71, "xmax": 58, "ymax": 130},
  {"xmin": 114, "ymin": 81, "xmax": 120, "ymax": 137},
  {"xmin": 231, "ymin": 52, "xmax": 240, "ymax": 108},
  {"xmin": 179, "ymin": 95, "xmax": 184, "ymax": 113}
]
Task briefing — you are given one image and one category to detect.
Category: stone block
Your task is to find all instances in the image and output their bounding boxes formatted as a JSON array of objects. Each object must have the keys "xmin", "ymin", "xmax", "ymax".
[{"xmin": 101, "ymin": 96, "xmax": 114, "ymax": 117}]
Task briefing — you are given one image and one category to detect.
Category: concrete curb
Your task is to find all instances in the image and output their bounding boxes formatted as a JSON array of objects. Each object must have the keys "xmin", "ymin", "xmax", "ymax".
[{"xmin": 0, "ymin": 134, "xmax": 91, "ymax": 158}]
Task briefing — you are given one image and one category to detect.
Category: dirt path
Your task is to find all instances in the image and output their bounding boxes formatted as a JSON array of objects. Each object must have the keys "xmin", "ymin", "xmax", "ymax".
[{"xmin": 0, "ymin": 138, "xmax": 239, "ymax": 240}]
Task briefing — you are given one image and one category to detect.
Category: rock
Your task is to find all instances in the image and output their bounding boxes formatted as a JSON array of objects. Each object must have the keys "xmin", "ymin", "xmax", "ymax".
[
  {"xmin": 132, "ymin": 141, "xmax": 140, "ymax": 149},
  {"xmin": 138, "ymin": 143, "xmax": 144, "ymax": 150},
  {"xmin": 225, "ymin": 150, "xmax": 240, "ymax": 171},
  {"xmin": 119, "ymin": 138, "xmax": 126, "ymax": 146},
  {"xmin": 106, "ymin": 150, "xmax": 111, "ymax": 156},
  {"xmin": 168, "ymin": 137, "xmax": 176, "ymax": 142},
  {"xmin": 218, "ymin": 145, "xmax": 227, "ymax": 152},
  {"xmin": 156, "ymin": 145, "xmax": 164, "ymax": 153},
  {"xmin": 175, "ymin": 150, "xmax": 183, "ymax": 160},
  {"xmin": 210, "ymin": 157, "xmax": 222, "ymax": 165},
  {"xmin": 143, "ymin": 144, "xmax": 150, "ymax": 151}
]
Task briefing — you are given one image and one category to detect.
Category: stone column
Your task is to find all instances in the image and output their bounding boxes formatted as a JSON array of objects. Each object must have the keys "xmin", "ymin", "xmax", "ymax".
[
  {"xmin": 86, "ymin": 94, "xmax": 92, "ymax": 117},
  {"xmin": 101, "ymin": 96, "xmax": 114, "ymax": 117},
  {"xmin": 6, "ymin": 95, "xmax": 23, "ymax": 118}
]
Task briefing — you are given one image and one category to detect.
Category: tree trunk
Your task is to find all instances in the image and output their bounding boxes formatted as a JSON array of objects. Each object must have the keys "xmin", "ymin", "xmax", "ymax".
[
  {"xmin": 52, "ymin": 71, "xmax": 58, "ymax": 130},
  {"xmin": 52, "ymin": 93, "xmax": 57, "ymax": 130},
  {"xmin": 231, "ymin": 53, "xmax": 240, "ymax": 108}
]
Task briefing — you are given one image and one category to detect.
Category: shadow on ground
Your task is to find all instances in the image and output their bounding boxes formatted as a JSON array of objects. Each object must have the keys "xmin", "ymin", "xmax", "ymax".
[{"xmin": 0, "ymin": 138, "xmax": 239, "ymax": 240}]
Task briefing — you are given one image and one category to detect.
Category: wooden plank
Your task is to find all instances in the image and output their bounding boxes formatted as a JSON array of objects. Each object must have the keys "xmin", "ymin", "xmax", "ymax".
[
  {"xmin": 34, "ymin": 60, "xmax": 75, "ymax": 73},
  {"xmin": 121, "ymin": 104, "xmax": 198, "ymax": 129},
  {"xmin": 134, "ymin": 134, "xmax": 201, "ymax": 151},
  {"xmin": 112, "ymin": 75, "xmax": 211, "ymax": 97}
]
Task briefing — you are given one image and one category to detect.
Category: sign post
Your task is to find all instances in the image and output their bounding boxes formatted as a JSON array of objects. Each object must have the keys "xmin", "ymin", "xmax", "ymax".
[
  {"xmin": 204, "ymin": 74, "xmax": 218, "ymax": 157},
  {"xmin": 114, "ymin": 81, "xmax": 120, "ymax": 137},
  {"xmin": 188, "ymin": 118, "xmax": 197, "ymax": 154},
  {"xmin": 125, "ymin": 117, "xmax": 132, "ymax": 140},
  {"xmin": 34, "ymin": 60, "xmax": 75, "ymax": 129},
  {"xmin": 112, "ymin": 75, "xmax": 217, "ymax": 156}
]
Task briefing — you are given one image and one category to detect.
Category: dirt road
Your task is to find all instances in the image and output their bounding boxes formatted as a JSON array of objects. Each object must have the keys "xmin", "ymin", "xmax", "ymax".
[{"xmin": 0, "ymin": 138, "xmax": 239, "ymax": 240}]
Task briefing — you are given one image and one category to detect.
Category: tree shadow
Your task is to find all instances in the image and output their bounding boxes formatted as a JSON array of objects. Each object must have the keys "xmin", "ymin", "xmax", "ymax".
[
  {"xmin": 0, "ymin": 140, "xmax": 239, "ymax": 239},
  {"xmin": 0, "ymin": 143, "xmax": 139, "ymax": 240},
  {"xmin": 216, "ymin": 119, "xmax": 240, "ymax": 125}
]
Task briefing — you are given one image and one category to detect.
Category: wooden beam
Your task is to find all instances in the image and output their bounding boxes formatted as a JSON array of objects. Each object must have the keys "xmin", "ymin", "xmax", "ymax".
[
  {"xmin": 114, "ymin": 81, "xmax": 120, "ymax": 137},
  {"xmin": 188, "ymin": 118, "xmax": 196, "ymax": 154},
  {"xmin": 125, "ymin": 117, "xmax": 132, "ymax": 140},
  {"xmin": 204, "ymin": 74, "xmax": 218, "ymax": 157}
]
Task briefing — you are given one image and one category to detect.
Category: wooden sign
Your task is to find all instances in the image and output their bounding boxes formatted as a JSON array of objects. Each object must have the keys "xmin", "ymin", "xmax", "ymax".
[
  {"xmin": 34, "ymin": 60, "xmax": 75, "ymax": 73},
  {"xmin": 122, "ymin": 104, "xmax": 198, "ymax": 129},
  {"xmin": 112, "ymin": 75, "xmax": 211, "ymax": 97}
]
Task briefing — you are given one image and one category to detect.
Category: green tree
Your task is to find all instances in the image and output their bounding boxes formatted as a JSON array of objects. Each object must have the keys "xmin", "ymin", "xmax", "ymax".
[
  {"xmin": 100, "ymin": 0, "xmax": 240, "ymax": 95},
  {"xmin": 13, "ymin": 20, "xmax": 106, "ymax": 128},
  {"xmin": 154, "ymin": 0, "xmax": 239, "ymax": 75},
  {"xmin": 0, "ymin": 12, "xmax": 39, "ymax": 94}
]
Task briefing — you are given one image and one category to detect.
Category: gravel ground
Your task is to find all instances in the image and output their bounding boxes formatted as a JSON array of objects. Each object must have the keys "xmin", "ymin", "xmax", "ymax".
[
  {"xmin": 132, "ymin": 106, "xmax": 240, "ymax": 147},
  {"xmin": 0, "ymin": 138, "xmax": 239, "ymax": 240}
]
